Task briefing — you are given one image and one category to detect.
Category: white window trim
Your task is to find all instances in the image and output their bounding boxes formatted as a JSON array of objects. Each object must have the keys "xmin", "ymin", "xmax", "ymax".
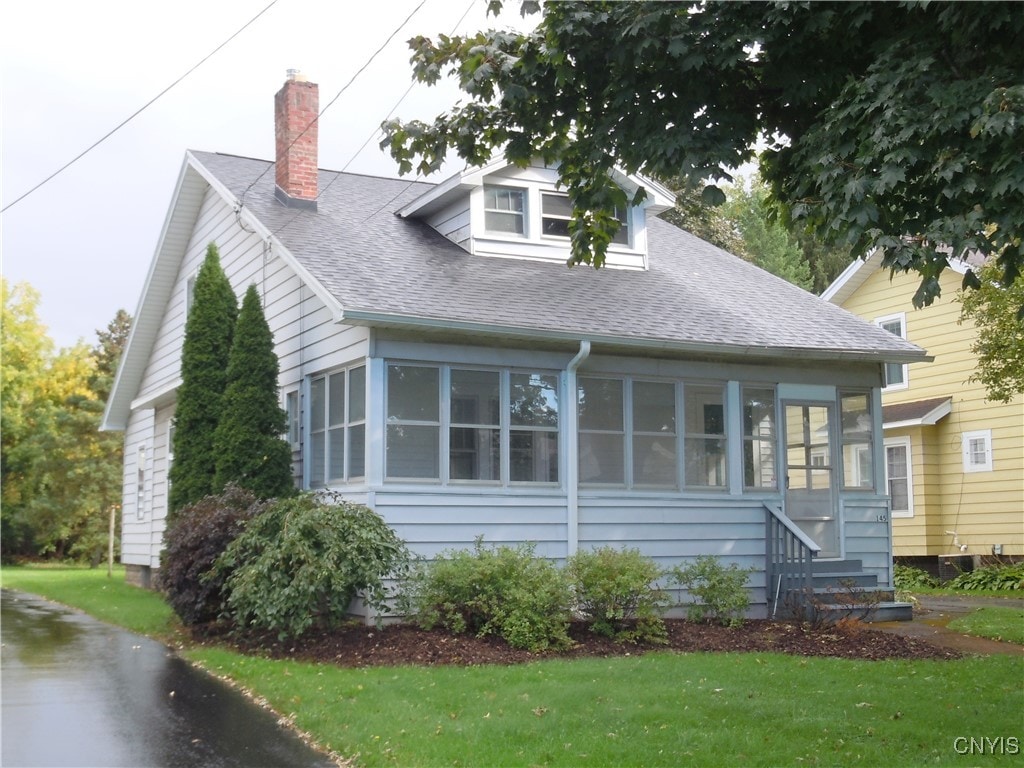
[
  {"xmin": 884, "ymin": 436, "xmax": 914, "ymax": 518},
  {"xmin": 875, "ymin": 312, "xmax": 908, "ymax": 392},
  {"xmin": 483, "ymin": 185, "xmax": 528, "ymax": 238},
  {"xmin": 962, "ymin": 429, "xmax": 993, "ymax": 473},
  {"xmin": 136, "ymin": 445, "xmax": 147, "ymax": 520}
]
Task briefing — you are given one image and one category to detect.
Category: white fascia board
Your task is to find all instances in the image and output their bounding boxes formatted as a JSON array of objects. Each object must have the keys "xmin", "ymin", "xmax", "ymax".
[
  {"xmin": 102, "ymin": 156, "xmax": 204, "ymax": 431},
  {"xmin": 186, "ymin": 152, "xmax": 345, "ymax": 322},
  {"xmin": 820, "ymin": 249, "xmax": 879, "ymax": 303},
  {"xmin": 883, "ymin": 398, "xmax": 953, "ymax": 430},
  {"xmin": 399, "ymin": 156, "xmax": 677, "ymax": 219}
]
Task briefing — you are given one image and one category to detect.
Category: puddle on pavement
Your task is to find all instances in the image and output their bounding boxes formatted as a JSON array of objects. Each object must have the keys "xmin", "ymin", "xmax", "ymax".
[{"xmin": 1, "ymin": 589, "xmax": 338, "ymax": 768}]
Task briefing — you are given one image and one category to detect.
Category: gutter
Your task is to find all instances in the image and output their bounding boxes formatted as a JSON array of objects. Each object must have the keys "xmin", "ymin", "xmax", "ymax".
[{"xmin": 565, "ymin": 340, "xmax": 591, "ymax": 558}]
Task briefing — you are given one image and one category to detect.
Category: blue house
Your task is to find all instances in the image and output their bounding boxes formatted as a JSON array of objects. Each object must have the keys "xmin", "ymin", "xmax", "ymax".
[{"xmin": 103, "ymin": 72, "xmax": 926, "ymax": 618}]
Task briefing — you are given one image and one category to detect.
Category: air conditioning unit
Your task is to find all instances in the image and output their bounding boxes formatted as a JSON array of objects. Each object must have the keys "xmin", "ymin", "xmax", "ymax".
[{"xmin": 938, "ymin": 554, "xmax": 973, "ymax": 582}]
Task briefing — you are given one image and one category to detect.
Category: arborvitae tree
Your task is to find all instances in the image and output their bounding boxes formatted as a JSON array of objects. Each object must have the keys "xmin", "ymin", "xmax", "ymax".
[
  {"xmin": 168, "ymin": 244, "xmax": 237, "ymax": 517},
  {"xmin": 212, "ymin": 284, "xmax": 295, "ymax": 499}
]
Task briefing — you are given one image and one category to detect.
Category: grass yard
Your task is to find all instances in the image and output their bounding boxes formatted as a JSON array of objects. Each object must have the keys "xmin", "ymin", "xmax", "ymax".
[
  {"xmin": 947, "ymin": 607, "xmax": 1024, "ymax": 645},
  {"xmin": 188, "ymin": 647, "xmax": 1023, "ymax": 767},
  {"xmin": 0, "ymin": 564, "xmax": 176, "ymax": 637},
  {"xmin": 4, "ymin": 565, "xmax": 1022, "ymax": 767}
]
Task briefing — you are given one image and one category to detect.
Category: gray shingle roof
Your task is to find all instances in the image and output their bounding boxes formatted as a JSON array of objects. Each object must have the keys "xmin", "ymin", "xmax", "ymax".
[{"xmin": 193, "ymin": 150, "xmax": 928, "ymax": 364}]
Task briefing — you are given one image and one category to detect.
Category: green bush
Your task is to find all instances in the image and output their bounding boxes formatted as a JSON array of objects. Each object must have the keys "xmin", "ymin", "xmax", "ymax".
[
  {"xmin": 948, "ymin": 561, "xmax": 1024, "ymax": 591},
  {"xmin": 158, "ymin": 485, "xmax": 264, "ymax": 625},
  {"xmin": 671, "ymin": 555, "xmax": 753, "ymax": 627},
  {"xmin": 567, "ymin": 546, "xmax": 668, "ymax": 643},
  {"xmin": 216, "ymin": 492, "xmax": 409, "ymax": 640},
  {"xmin": 400, "ymin": 539, "xmax": 573, "ymax": 652},
  {"xmin": 893, "ymin": 564, "xmax": 939, "ymax": 590}
]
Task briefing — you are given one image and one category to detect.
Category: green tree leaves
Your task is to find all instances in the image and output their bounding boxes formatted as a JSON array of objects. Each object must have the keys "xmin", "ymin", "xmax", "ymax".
[
  {"xmin": 1, "ymin": 279, "xmax": 128, "ymax": 561},
  {"xmin": 383, "ymin": 1, "xmax": 1023, "ymax": 306},
  {"xmin": 959, "ymin": 260, "xmax": 1024, "ymax": 403}
]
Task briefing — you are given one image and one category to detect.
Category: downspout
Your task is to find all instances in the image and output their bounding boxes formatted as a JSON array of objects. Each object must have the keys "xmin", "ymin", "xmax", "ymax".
[{"xmin": 565, "ymin": 340, "xmax": 591, "ymax": 558}]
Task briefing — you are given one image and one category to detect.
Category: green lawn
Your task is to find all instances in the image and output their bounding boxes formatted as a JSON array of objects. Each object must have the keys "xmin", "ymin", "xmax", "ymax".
[
  {"xmin": 4, "ymin": 565, "xmax": 1022, "ymax": 767},
  {"xmin": 947, "ymin": 607, "xmax": 1024, "ymax": 645}
]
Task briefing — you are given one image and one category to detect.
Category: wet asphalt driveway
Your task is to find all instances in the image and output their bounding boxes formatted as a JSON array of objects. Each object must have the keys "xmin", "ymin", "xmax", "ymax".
[{"xmin": 1, "ymin": 589, "xmax": 337, "ymax": 768}]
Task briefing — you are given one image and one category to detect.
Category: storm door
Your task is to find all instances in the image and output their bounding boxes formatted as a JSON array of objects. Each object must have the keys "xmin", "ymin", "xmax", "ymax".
[{"xmin": 783, "ymin": 402, "xmax": 840, "ymax": 559}]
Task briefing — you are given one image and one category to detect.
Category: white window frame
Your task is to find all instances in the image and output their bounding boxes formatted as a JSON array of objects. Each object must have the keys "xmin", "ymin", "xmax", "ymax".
[
  {"xmin": 483, "ymin": 185, "xmax": 527, "ymax": 237},
  {"xmin": 884, "ymin": 436, "xmax": 914, "ymax": 518},
  {"xmin": 875, "ymin": 312, "xmax": 908, "ymax": 391},
  {"xmin": 540, "ymin": 191, "xmax": 630, "ymax": 246},
  {"xmin": 961, "ymin": 429, "xmax": 993, "ymax": 473}
]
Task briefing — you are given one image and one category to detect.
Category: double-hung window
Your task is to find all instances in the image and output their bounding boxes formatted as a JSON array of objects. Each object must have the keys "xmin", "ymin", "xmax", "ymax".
[
  {"xmin": 885, "ymin": 437, "xmax": 913, "ymax": 517},
  {"xmin": 450, "ymin": 369, "xmax": 501, "ymax": 481},
  {"xmin": 310, "ymin": 365, "xmax": 366, "ymax": 486},
  {"xmin": 484, "ymin": 186, "xmax": 526, "ymax": 235},
  {"xmin": 541, "ymin": 193, "xmax": 629, "ymax": 245},
  {"xmin": 876, "ymin": 313, "xmax": 908, "ymax": 390}
]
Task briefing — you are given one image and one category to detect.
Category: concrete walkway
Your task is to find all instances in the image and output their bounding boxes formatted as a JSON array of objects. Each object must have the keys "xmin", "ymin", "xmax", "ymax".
[{"xmin": 871, "ymin": 594, "xmax": 1024, "ymax": 656}]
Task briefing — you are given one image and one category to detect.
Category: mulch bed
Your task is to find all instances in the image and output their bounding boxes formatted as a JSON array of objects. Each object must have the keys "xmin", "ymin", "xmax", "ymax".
[{"xmin": 199, "ymin": 618, "xmax": 962, "ymax": 666}]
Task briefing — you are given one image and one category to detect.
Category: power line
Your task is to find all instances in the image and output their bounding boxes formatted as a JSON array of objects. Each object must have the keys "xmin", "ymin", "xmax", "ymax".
[
  {"xmin": 1, "ymin": 0, "xmax": 280, "ymax": 214},
  {"xmin": 269, "ymin": 0, "xmax": 477, "ymax": 236},
  {"xmin": 240, "ymin": 0, "xmax": 428, "ymax": 207}
]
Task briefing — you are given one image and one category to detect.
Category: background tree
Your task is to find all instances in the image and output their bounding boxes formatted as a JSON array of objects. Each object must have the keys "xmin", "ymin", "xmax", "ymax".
[
  {"xmin": 383, "ymin": 1, "xmax": 1023, "ymax": 309},
  {"xmin": 723, "ymin": 178, "xmax": 813, "ymax": 291},
  {"xmin": 959, "ymin": 261, "xmax": 1024, "ymax": 403},
  {"xmin": 659, "ymin": 180, "xmax": 744, "ymax": 255},
  {"xmin": 168, "ymin": 244, "xmax": 237, "ymax": 517},
  {"xmin": 213, "ymin": 285, "xmax": 295, "ymax": 499},
  {"xmin": 1, "ymin": 279, "xmax": 130, "ymax": 562}
]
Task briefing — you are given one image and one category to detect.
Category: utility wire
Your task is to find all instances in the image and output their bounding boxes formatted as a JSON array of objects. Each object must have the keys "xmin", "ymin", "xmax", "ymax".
[
  {"xmin": 1, "ymin": 0, "xmax": 280, "ymax": 214},
  {"xmin": 268, "ymin": 0, "xmax": 476, "ymax": 236},
  {"xmin": 240, "ymin": 0, "xmax": 428, "ymax": 207}
]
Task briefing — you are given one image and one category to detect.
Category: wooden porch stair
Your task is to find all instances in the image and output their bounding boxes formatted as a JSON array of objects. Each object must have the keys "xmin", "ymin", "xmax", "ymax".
[{"xmin": 804, "ymin": 559, "xmax": 913, "ymax": 623}]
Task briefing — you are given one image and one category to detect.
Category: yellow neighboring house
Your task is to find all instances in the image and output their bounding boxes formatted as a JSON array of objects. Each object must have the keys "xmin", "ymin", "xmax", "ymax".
[{"xmin": 824, "ymin": 251, "xmax": 1023, "ymax": 569}]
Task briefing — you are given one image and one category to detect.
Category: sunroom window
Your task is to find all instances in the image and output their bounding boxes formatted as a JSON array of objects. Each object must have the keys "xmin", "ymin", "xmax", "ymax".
[
  {"xmin": 484, "ymin": 186, "xmax": 526, "ymax": 235},
  {"xmin": 840, "ymin": 391, "xmax": 874, "ymax": 489},
  {"xmin": 742, "ymin": 387, "xmax": 777, "ymax": 489},
  {"xmin": 386, "ymin": 364, "xmax": 560, "ymax": 485},
  {"xmin": 310, "ymin": 365, "xmax": 366, "ymax": 486},
  {"xmin": 510, "ymin": 373, "xmax": 559, "ymax": 483},
  {"xmin": 578, "ymin": 377, "xmax": 726, "ymax": 489}
]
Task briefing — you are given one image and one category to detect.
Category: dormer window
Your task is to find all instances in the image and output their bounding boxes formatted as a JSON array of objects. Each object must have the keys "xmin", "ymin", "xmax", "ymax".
[
  {"xmin": 541, "ymin": 192, "xmax": 629, "ymax": 245},
  {"xmin": 484, "ymin": 186, "xmax": 526, "ymax": 235}
]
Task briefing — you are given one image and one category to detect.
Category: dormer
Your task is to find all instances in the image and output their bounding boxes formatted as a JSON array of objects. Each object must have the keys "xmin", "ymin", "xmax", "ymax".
[{"xmin": 397, "ymin": 159, "xmax": 675, "ymax": 270}]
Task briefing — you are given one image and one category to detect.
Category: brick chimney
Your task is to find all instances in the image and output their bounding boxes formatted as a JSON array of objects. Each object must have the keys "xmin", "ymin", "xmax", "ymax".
[{"xmin": 274, "ymin": 69, "xmax": 318, "ymax": 210}]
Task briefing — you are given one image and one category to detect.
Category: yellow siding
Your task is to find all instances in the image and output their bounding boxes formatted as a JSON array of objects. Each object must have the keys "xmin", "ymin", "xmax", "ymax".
[{"xmin": 839, "ymin": 263, "xmax": 1024, "ymax": 557}]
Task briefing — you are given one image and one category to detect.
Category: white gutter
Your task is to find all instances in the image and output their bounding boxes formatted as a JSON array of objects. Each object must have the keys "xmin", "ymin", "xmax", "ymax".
[{"xmin": 565, "ymin": 340, "xmax": 591, "ymax": 558}]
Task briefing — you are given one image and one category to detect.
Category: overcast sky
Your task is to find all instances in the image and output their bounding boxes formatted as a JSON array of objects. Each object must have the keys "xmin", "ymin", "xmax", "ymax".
[{"xmin": 1, "ymin": 0, "xmax": 532, "ymax": 349}]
